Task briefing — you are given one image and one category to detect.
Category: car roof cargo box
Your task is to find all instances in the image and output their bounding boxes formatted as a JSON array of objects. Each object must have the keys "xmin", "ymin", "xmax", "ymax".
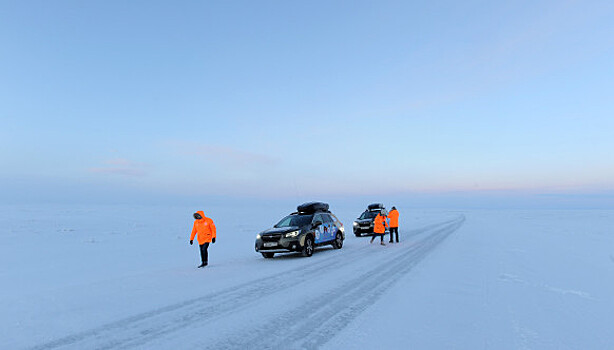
[
  {"xmin": 367, "ymin": 203, "xmax": 384, "ymax": 211},
  {"xmin": 297, "ymin": 202, "xmax": 329, "ymax": 214}
]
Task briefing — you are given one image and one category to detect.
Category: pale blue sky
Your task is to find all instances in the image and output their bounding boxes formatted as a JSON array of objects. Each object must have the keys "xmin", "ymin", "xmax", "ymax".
[{"xmin": 2, "ymin": 0, "xmax": 614, "ymax": 206}]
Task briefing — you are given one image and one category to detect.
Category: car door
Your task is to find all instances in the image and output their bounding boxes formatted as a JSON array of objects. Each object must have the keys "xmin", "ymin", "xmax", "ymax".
[
  {"xmin": 312, "ymin": 213, "xmax": 326, "ymax": 244},
  {"xmin": 322, "ymin": 214, "xmax": 337, "ymax": 242}
]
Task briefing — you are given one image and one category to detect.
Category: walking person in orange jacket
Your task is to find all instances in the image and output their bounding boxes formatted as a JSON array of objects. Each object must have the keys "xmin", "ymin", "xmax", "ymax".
[
  {"xmin": 189, "ymin": 210, "xmax": 217, "ymax": 268},
  {"xmin": 388, "ymin": 206, "xmax": 400, "ymax": 243},
  {"xmin": 370, "ymin": 212, "xmax": 388, "ymax": 245}
]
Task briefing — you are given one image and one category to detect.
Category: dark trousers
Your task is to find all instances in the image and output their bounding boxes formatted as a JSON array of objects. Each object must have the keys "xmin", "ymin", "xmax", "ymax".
[
  {"xmin": 199, "ymin": 243, "xmax": 210, "ymax": 263},
  {"xmin": 370, "ymin": 233, "xmax": 384, "ymax": 243},
  {"xmin": 389, "ymin": 227, "xmax": 399, "ymax": 242}
]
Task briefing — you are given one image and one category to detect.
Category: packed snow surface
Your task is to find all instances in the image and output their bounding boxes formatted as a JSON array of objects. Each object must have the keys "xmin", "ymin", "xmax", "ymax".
[{"xmin": 1, "ymin": 204, "xmax": 613, "ymax": 349}]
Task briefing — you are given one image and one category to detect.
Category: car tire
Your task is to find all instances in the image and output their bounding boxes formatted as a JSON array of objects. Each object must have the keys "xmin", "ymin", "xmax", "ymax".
[
  {"xmin": 262, "ymin": 252, "xmax": 275, "ymax": 258},
  {"xmin": 302, "ymin": 236, "xmax": 314, "ymax": 257},
  {"xmin": 333, "ymin": 232, "xmax": 343, "ymax": 249}
]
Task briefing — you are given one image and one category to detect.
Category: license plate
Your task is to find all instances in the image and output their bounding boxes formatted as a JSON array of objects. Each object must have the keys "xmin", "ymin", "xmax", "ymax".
[{"xmin": 263, "ymin": 242, "xmax": 277, "ymax": 247}]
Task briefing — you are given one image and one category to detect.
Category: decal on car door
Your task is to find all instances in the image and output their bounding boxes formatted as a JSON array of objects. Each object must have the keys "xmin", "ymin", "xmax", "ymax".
[
  {"xmin": 315, "ymin": 223, "xmax": 328, "ymax": 244},
  {"xmin": 314, "ymin": 214, "xmax": 339, "ymax": 244}
]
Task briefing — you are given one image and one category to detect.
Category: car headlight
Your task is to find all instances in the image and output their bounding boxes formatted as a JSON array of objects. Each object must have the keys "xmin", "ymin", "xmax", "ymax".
[
  {"xmin": 353, "ymin": 222, "xmax": 358, "ymax": 227},
  {"xmin": 256, "ymin": 234, "xmax": 261, "ymax": 239},
  {"xmin": 285, "ymin": 230, "xmax": 299, "ymax": 238}
]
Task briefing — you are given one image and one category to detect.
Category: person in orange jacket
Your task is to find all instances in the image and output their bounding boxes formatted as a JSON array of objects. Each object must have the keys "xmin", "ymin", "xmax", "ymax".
[
  {"xmin": 189, "ymin": 210, "xmax": 217, "ymax": 268},
  {"xmin": 370, "ymin": 211, "xmax": 388, "ymax": 245},
  {"xmin": 388, "ymin": 206, "xmax": 400, "ymax": 243}
]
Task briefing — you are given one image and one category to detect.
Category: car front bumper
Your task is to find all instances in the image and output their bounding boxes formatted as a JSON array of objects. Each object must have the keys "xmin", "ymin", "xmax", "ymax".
[
  {"xmin": 255, "ymin": 236, "xmax": 304, "ymax": 253},
  {"xmin": 354, "ymin": 226, "xmax": 389, "ymax": 235},
  {"xmin": 354, "ymin": 225, "xmax": 373, "ymax": 234}
]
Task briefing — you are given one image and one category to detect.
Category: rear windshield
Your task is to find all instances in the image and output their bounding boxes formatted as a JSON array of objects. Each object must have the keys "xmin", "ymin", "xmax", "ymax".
[
  {"xmin": 359, "ymin": 211, "xmax": 378, "ymax": 220},
  {"xmin": 275, "ymin": 214, "xmax": 313, "ymax": 228}
]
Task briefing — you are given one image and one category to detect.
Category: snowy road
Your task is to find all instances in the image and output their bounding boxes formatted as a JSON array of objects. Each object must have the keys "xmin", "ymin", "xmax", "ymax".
[{"xmin": 28, "ymin": 216, "xmax": 465, "ymax": 350}]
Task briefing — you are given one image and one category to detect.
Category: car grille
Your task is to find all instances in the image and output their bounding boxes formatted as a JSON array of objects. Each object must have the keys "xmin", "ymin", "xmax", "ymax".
[{"xmin": 262, "ymin": 234, "xmax": 282, "ymax": 242}]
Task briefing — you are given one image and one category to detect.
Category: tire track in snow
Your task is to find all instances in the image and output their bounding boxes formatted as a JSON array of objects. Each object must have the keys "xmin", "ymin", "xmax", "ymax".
[
  {"xmin": 27, "ymin": 217, "xmax": 462, "ymax": 350},
  {"xmin": 209, "ymin": 216, "xmax": 466, "ymax": 350}
]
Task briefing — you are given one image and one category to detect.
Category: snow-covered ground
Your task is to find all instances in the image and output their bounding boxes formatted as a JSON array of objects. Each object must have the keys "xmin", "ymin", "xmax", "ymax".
[{"xmin": 1, "ymin": 204, "xmax": 613, "ymax": 349}]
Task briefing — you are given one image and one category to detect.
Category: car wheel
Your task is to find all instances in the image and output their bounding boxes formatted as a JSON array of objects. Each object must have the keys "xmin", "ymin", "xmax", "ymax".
[
  {"xmin": 302, "ymin": 236, "xmax": 314, "ymax": 257},
  {"xmin": 333, "ymin": 232, "xmax": 343, "ymax": 249},
  {"xmin": 262, "ymin": 252, "xmax": 275, "ymax": 258}
]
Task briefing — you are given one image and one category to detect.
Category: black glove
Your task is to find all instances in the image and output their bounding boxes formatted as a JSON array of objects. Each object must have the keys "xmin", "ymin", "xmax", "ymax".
[
  {"xmin": 190, "ymin": 240, "xmax": 193, "ymax": 245},
  {"xmin": 212, "ymin": 237, "xmax": 216, "ymax": 244}
]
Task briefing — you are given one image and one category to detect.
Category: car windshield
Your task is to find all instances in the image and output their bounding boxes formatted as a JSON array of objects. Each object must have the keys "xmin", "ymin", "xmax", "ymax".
[
  {"xmin": 359, "ymin": 211, "xmax": 378, "ymax": 220},
  {"xmin": 275, "ymin": 214, "xmax": 313, "ymax": 228}
]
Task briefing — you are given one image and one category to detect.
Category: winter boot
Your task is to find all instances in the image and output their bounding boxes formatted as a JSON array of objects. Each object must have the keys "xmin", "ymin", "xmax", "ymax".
[
  {"xmin": 380, "ymin": 242, "xmax": 386, "ymax": 246},
  {"xmin": 198, "ymin": 262, "xmax": 208, "ymax": 268}
]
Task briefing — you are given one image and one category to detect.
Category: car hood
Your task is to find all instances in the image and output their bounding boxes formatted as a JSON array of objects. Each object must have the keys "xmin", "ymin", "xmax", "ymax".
[{"xmin": 261, "ymin": 226, "xmax": 301, "ymax": 235}]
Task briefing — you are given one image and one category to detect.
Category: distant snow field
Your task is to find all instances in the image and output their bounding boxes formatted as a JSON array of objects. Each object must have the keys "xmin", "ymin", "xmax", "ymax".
[{"xmin": 1, "ymin": 205, "xmax": 612, "ymax": 349}]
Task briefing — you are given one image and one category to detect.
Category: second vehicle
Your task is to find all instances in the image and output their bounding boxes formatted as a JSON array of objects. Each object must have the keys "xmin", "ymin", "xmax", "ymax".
[{"xmin": 353, "ymin": 203, "xmax": 388, "ymax": 237}]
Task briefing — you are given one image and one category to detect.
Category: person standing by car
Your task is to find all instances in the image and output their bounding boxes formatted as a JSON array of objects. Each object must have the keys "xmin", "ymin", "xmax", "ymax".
[
  {"xmin": 189, "ymin": 210, "xmax": 216, "ymax": 268},
  {"xmin": 388, "ymin": 206, "xmax": 400, "ymax": 243},
  {"xmin": 370, "ymin": 212, "xmax": 388, "ymax": 245}
]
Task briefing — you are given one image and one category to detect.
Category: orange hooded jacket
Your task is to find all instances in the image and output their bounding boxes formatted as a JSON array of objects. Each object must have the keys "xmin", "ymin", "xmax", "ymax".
[
  {"xmin": 387, "ymin": 209, "xmax": 399, "ymax": 228},
  {"xmin": 190, "ymin": 211, "xmax": 217, "ymax": 244},
  {"xmin": 373, "ymin": 213, "xmax": 388, "ymax": 234}
]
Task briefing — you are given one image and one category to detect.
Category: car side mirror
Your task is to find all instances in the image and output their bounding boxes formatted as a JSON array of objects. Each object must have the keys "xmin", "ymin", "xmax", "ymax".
[{"xmin": 313, "ymin": 221, "xmax": 323, "ymax": 228}]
